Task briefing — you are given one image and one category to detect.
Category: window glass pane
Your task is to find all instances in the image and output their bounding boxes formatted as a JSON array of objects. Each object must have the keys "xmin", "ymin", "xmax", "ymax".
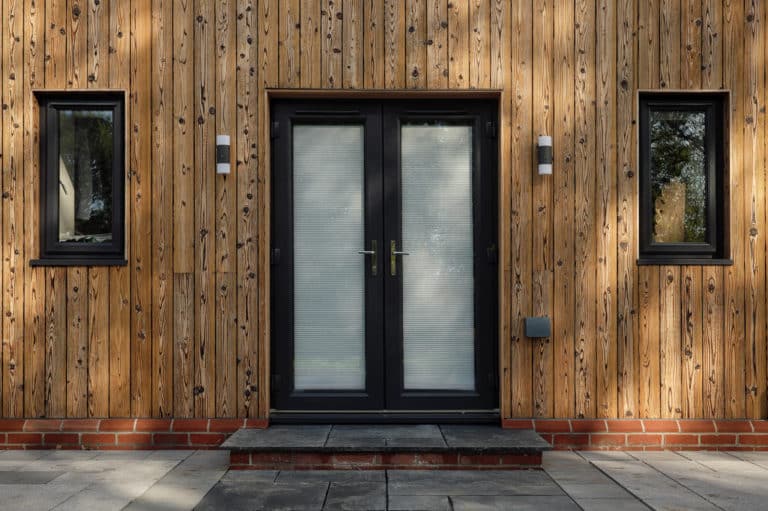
[
  {"xmin": 292, "ymin": 124, "xmax": 366, "ymax": 390},
  {"xmin": 650, "ymin": 109, "xmax": 707, "ymax": 244},
  {"xmin": 58, "ymin": 109, "xmax": 114, "ymax": 243},
  {"xmin": 401, "ymin": 123, "xmax": 476, "ymax": 391}
]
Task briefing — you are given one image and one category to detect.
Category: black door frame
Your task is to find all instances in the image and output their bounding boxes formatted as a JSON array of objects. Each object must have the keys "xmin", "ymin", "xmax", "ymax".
[{"xmin": 270, "ymin": 98, "xmax": 498, "ymax": 417}]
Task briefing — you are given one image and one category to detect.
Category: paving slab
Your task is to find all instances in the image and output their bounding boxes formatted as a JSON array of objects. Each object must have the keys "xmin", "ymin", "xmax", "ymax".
[
  {"xmin": 387, "ymin": 469, "xmax": 564, "ymax": 496},
  {"xmin": 440, "ymin": 425, "xmax": 551, "ymax": 453},
  {"xmin": 0, "ymin": 471, "xmax": 64, "ymax": 484},
  {"xmin": 222, "ymin": 425, "xmax": 332, "ymax": 451},
  {"xmin": 450, "ymin": 495, "xmax": 579, "ymax": 510},
  {"xmin": 325, "ymin": 425, "xmax": 446, "ymax": 449},
  {"xmin": 323, "ymin": 481, "xmax": 386, "ymax": 510},
  {"xmin": 275, "ymin": 470, "xmax": 385, "ymax": 484},
  {"xmin": 387, "ymin": 495, "xmax": 452, "ymax": 511},
  {"xmin": 195, "ymin": 474, "xmax": 328, "ymax": 511}
]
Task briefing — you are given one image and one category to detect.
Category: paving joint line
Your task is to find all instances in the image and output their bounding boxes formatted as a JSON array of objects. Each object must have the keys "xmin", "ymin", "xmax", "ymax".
[{"xmin": 574, "ymin": 451, "xmax": 654, "ymax": 511}]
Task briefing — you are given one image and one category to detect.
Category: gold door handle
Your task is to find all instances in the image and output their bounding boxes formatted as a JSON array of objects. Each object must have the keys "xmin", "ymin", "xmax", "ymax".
[
  {"xmin": 390, "ymin": 240, "xmax": 409, "ymax": 276},
  {"xmin": 358, "ymin": 240, "xmax": 378, "ymax": 276}
]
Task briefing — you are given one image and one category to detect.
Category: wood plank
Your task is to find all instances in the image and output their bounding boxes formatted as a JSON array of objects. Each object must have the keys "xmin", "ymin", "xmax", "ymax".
[
  {"xmin": 638, "ymin": 266, "xmax": 660, "ymax": 418},
  {"xmin": 468, "ymin": 0, "xmax": 489, "ymax": 88},
  {"xmin": 45, "ymin": 269, "xmax": 67, "ymax": 417},
  {"xmin": 257, "ymin": 0, "xmax": 278, "ymax": 418},
  {"xmin": 532, "ymin": 0, "xmax": 553, "ymax": 418},
  {"xmin": 279, "ymin": 0, "xmax": 300, "ymax": 87},
  {"xmin": 152, "ymin": 0, "xmax": 174, "ymax": 417},
  {"xmin": 743, "ymin": 0, "xmax": 765, "ymax": 419},
  {"xmin": 659, "ymin": 0, "xmax": 681, "ymax": 89},
  {"xmin": 490, "ymin": 0, "xmax": 511, "ymax": 418},
  {"xmin": 301, "ymin": 0, "xmax": 322, "ymax": 87},
  {"xmin": 660, "ymin": 266, "xmax": 682, "ymax": 418},
  {"xmin": 66, "ymin": 268, "xmax": 88, "ymax": 417},
  {"xmin": 343, "ymin": 0, "xmax": 363, "ymax": 88},
  {"xmin": 616, "ymin": 0, "xmax": 637, "ymax": 419},
  {"xmin": 702, "ymin": 0, "xmax": 722, "ymax": 90},
  {"xmin": 173, "ymin": 273, "xmax": 194, "ymax": 417},
  {"xmin": 87, "ymin": 0, "xmax": 109, "ymax": 86},
  {"xmin": 703, "ymin": 266, "xmax": 724, "ymax": 418},
  {"xmin": 574, "ymin": 0, "xmax": 596, "ymax": 418},
  {"xmin": 363, "ymin": 0, "xmax": 385, "ymax": 88},
  {"xmin": 24, "ymin": 0, "xmax": 46, "ymax": 418},
  {"xmin": 173, "ymin": 0, "xmax": 195, "ymax": 273},
  {"xmin": 131, "ymin": 0, "xmax": 153, "ymax": 417},
  {"xmin": 2, "ymin": 0, "xmax": 25, "ymax": 418},
  {"xmin": 426, "ymin": 0, "xmax": 448, "ymax": 89},
  {"xmin": 322, "ymin": 0, "xmax": 343, "ymax": 88},
  {"xmin": 215, "ymin": 273, "xmax": 237, "ymax": 416},
  {"xmin": 723, "ymin": 0, "xmax": 745, "ymax": 418},
  {"xmin": 194, "ymin": 0, "xmax": 216, "ymax": 417},
  {"xmin": 552, "ymin": 0, "xmax": 575, "ymax": 419},
  {"xmin": 596, "ymin": 0, "xmax": 617, "ymax": 418},
  {"xmin": 681, "ymin": 0, "xmax": 701, "ymax": 89},
  {"xmin": 384, "ymin": 0, "xmax": 404, "ymax": 88},
  {"xmin": 509, "ymin": 0, "xmax": 532, "ymax": 417},
  {"xmin": 447, "ymin": 0, "xmax": 467, "ymax": 89},
  {"xmin": 108, "ymin": 0, "xmax": 132, "ymax": 418},
  {"xmin": 67, "ymin": 0, "xmax": 87, "ymax": 88},
  {"xmin": 405, "ymin": 0, "xmax": 425, "ymax": 88},
  {"xmin": 236, "ymin": 0, "xmax": 259, "ymax": 418},
  {"xmin": 87, "ymin": 268, "xmax": 109, "ymax": 417},
  {"xmin": 681, "ymin": 266, "xmax": 703, "ymax": 418}
]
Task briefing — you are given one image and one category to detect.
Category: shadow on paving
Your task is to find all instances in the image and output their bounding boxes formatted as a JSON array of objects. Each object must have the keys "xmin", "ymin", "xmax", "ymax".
[{"xmin": 194, "ymin": 469, "xmax": 579, "ymax": 511}]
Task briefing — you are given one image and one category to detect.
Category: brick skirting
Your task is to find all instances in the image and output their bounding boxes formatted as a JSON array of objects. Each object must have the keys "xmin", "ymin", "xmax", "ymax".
[
  {"xmin": 503, "ymin": 418, "xmax": 768, "ymax": 450},
  {"xmin": 229, "ymin": 452, "xmax": 543, "ymax": 470},
  {"xmin": 0, "ymin": 418, "xmax": 268, "ymax": 450}
]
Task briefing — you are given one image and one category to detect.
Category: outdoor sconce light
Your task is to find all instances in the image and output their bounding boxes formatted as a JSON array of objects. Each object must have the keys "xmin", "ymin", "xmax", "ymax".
[
  {"xmin": 525, "ymin": 317, "xmax": 551, "ymax": 338},
  {"xmin": 216, "ymin": 135, "xmax": 231, "ymax": 174},
  {"xmin": 537, "ymin": 135, "xmax": 553, "ymax": 175}
]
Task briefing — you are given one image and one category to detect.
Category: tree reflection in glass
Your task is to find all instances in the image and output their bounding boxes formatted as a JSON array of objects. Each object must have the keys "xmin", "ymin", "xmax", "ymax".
[
  {"xmin": 58, "ymin": 110, "xmax": 114, "ymax": 243},
  {"xmin": 650, "ymin": 110, "xmax": 707, "ymax": 244}
]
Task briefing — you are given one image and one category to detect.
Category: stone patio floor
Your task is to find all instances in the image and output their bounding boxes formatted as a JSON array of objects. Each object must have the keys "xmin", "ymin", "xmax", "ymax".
[{"xmin": 1, "ymin": 449, "xmax": 768, "ymax": 510}]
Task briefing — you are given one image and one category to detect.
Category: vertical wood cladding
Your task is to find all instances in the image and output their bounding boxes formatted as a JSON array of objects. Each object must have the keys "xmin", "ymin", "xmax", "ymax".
[{"xmin": 0, "ymin": 0, "xmax": 765, "ymax": 419}]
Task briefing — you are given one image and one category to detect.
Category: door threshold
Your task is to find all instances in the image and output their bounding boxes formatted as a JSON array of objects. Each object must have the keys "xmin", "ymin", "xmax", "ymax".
[{"xmin": 268, "ymin": 410, "xmax": 500, "ymax": 425}]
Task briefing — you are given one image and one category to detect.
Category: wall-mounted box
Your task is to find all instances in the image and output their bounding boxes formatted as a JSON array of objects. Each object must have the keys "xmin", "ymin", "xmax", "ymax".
[{"xmin": 525, "ymin": 316, "xmax": 551, "ymax": 338}]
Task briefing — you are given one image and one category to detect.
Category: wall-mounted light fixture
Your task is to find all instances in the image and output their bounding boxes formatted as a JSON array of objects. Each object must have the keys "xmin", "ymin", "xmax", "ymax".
[
  {"xmin": 216, "ymin": 135, "xmax": 231, "ymax": 174},
  {"xmin": 537, "ymin": 135, "xmax": 553, "ymax": 175}
]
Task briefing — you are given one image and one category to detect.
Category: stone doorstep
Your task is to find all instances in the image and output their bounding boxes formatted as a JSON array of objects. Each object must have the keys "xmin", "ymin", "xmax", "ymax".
[{"xmin": 223, "ymin": 425, "xmax": 550, "ymax": 470}]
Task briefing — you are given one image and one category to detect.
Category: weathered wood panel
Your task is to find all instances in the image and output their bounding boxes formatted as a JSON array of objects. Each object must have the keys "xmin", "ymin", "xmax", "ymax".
[{"xmin": 2, "ymin": 0, "xmax": 767, "ymax": 422}]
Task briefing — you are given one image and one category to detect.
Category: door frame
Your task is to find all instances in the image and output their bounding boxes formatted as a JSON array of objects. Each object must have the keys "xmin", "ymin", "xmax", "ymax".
[{"xmin": 261, "ymin": 89, "xmax": 509, "ymax": 422}]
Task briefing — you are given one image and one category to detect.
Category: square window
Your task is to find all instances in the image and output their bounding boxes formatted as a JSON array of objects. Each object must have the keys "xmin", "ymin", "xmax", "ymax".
[
  {"xmin": 31, "ymin": 91, "xmax": 126, "ymax": 266},
  {"xmin": 638, "ymin": 92, "xmax": 730, "ymax": 265}
]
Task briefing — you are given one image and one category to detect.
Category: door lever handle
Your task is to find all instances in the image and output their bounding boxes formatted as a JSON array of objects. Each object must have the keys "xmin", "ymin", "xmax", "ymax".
[
  {"xmin": 390, "ymin": 240, "xmax": 409, "ymax": 276},
  {"xmin": 358, "ymin": 240, "xmax": 378, "ymax": 276}
]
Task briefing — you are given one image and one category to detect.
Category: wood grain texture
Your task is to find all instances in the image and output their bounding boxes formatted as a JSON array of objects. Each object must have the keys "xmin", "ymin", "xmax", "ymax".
[
  {"xmin": 553, "ymin": 0, "xmax": 575, "ymax": 419},
  {"xmin": 405, "ymin": 0, "xmax": 425, "ymax": 88},
  {"xmin": 682, "ymin": 266, "xmax": 703, "ymax": 418},
  {"xmin": 384, "ymin": 0, "xmax": 404, "ymax": 88},
  {"xmin": 469, "ymin": 0, "xmax": 489, "ymax": 88},
  {"xmin": 531, "ymin": 0, "xmax": 553, "ymax": 418},
  {"xmin": 595, "ymin": 0, "xmax": 617, "ymax": 419},
  {"xmin": 66, "ymin": 268, "xmax": 88, "ymax": 417},
  {"xmin": 45, "ymin": 269, "xmax": 67, "ymax": 417},
  {"xmin": 447, "ymin": 0, "xmax": 467, "ymax": 89},
  {"xmin": 703, "ymin": 266, "xmax": 725, "ymax": 418},
  {"xmin": 426, "ymin": 0, "xmax": 448, "ymax": 89},
  {"xmin": 574, "ymin": 0, "xmax": 597, "ymax": 419},
  {"xmin": 343, "ymin": 0, "xmax": 363, "ymax": 88},
  {"xmin": 173, "ymin": 273, "xmax": 194, "ymax": 417},
  {"xmin": 87, "ymin": 268, "xmax": 109, "ymax": 417},
  {"xmin": 215, "ymin": 273, "xmax": 236, "ymax": 416},
  {"xmin": 3, "ymin": 0, "xmax": 25, "ymax": 417},
  {"xmin": 322, "ymin": 0, "xmax": 343, "ymax": 88},
  {"xmin": 301, "ymin": 0, "xmax": 322, "ymax": 87},
  {"xmin": 279, "ymin": 0, "xmax": 300, "ymax": 88},
  {"xmin": 509, "ymin": 0, "xmax": 532, "ymax": 417},
  {"xmin": 152, "ymin": 0, "xmax": 174, "ymax": 418}
]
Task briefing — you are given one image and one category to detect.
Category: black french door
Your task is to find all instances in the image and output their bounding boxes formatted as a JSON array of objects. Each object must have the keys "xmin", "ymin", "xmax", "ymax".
[{"xmin": 271, "ymin": 99, "xmax": 498, "ymax": 415}]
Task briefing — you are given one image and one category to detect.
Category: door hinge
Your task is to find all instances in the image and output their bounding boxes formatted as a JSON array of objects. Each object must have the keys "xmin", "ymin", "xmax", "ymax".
[
  {"xmin": 271, "ymin": 121, "xmax": 280, "ymax": 139},
  {"xmin": 271, "ymin": 374, "xmax": 280, "ymax": 390},
  {"xmin": 271, "ymin": 248, "xmax": 281, "ymax": 265},
  {"xmin": 485, "ymin": 121, "xmax": 497, "ymax": 138}
]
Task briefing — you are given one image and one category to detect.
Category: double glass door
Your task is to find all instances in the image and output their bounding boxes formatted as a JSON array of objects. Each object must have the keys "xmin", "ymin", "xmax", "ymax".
[{"xmin": 271, "ymin": 99, "xmax": 497, "ymax": 413}]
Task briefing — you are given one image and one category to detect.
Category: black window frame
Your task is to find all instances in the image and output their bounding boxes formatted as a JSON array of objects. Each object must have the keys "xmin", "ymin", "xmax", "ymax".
[
  {"xmin": 638, "ymin": 91, "xmax": 731, "ymax": 265},
  {"xmin": 31, "ymin": 91, "xmax": 126, "ymax": 267}
]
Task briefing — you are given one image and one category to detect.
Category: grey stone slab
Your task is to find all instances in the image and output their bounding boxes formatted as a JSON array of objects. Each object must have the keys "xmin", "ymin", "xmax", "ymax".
[
  {"xmin": 195, "ymin": 478, "xmax": 328, "ymax": 511},
  {"xmin": 576, "ymin": 498, "xmax": 651, "ymax": 511},
  {"xmin": 450, "ymin": 495, "xmax": 579, "ymax": 511},
  {"xmin": 387, "ymin": 470, "xmax": 564, "ymax": 496},
  {"xmin": 0, "ymin": 470, "xmax": 64, "ymax": 484},
  {"xmin": 221, "ymin": 425, "xmax": 332, "ymax": 451},
  {"xmin": 123, "ymin": 451, "xmax": 228, "ymax": 511},
  {"xmin": 0, "ymin": 482, "xmax": 90, "ymax": 511},
  {"xmin": 222, "ymin": 470, "xmax": 279, "ymax": 484},
  {"xmin": 439, "ymin": 425, "xmax": 550, "ymax": 453},
  {"xmin": 275, "ymin": 469, "xmax": 385, "ymax": 484},
  {"xmin": 323, "ymin": 481, "xmax": 386, "ymax": 510},
  {"xmin": 325, "ymin": 425, "xmax": 446, "ymax": 450},
  {"xmin": 388, "ymin": 495, "xmax": 452, "ymax": 511}
]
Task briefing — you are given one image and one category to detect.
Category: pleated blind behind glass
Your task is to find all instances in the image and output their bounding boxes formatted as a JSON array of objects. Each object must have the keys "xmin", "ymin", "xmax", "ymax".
[
  {"xmin": 293, "ymin": 125, "xmax": 366, "ymax": 390},
  {"xmin": 401, "ymin": 124, "xmax": 476, "ymax": 391}
]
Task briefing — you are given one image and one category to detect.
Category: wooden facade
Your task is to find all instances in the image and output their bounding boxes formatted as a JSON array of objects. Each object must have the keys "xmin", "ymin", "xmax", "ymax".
[{"xmin": 0, "ymin": 0, "xmax": 765, "ymax": 421}]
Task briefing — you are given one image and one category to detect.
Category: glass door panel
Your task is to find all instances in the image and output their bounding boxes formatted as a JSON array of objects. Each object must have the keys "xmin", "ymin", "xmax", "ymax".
[
  {"xmin": 292, "ymin": 125, "xmax": 366, "ymax": 390},
  {"xmin": 400, "ymin": 124, "xmax": 476, "ymax": 391}
]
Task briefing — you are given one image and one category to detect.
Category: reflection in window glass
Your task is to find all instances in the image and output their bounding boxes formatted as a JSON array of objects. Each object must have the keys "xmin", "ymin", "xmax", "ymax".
[
  {"xmin": 58, "ymin": 110, "xmax": 114, "ymax": 243},
  {"xmin": 650, "ymin": 110, "xmax": 707, "ymax": 244}
]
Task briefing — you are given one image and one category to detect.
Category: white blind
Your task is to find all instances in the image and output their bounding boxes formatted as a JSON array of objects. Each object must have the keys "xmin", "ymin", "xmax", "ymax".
[
  {"xmin": 293, "ymin": 125, "xmax": 366, "ymax": 390},
  {"xmin": 401, "ymin": 124, "xmax": 476, "ymax": 391}
]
